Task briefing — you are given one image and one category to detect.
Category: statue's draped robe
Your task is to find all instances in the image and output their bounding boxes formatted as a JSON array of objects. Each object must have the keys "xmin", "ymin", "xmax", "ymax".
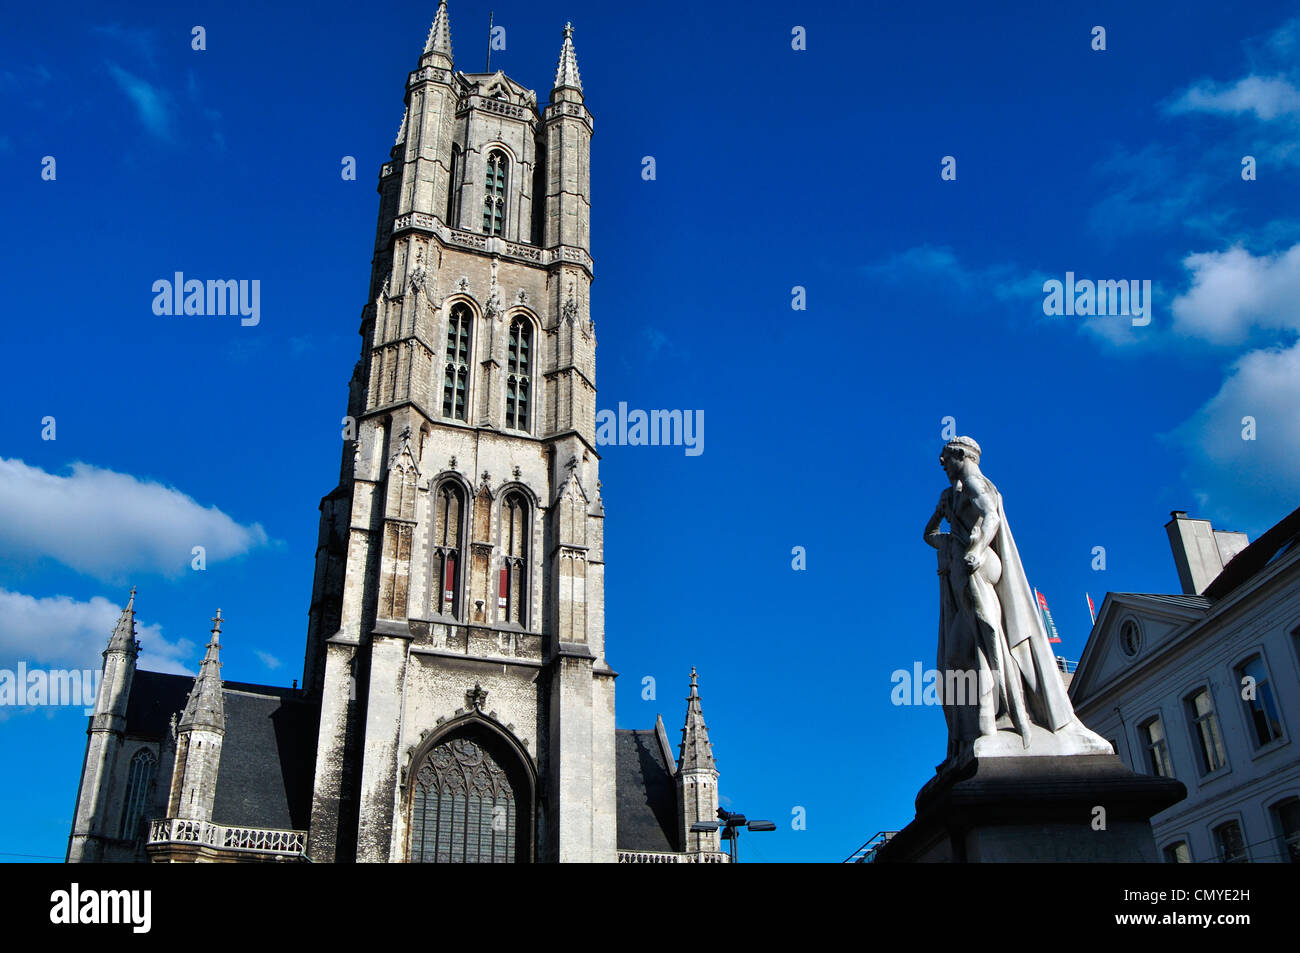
[{"xmin": 936, "ymin": 482, "xmax": 1074, "ymax": 754}]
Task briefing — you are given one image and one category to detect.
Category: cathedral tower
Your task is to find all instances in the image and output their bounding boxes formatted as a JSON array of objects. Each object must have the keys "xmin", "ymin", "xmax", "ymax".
[{"xmin": 303, "ymin": 4, "xmax": 612, "ymax": 863}]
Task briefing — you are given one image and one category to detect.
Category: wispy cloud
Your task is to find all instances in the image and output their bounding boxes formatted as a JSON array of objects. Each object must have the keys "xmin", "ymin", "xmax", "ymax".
[
  {"xmin": 0, "ymin": 459, "xmax": 270, "ymax": 582},
  {"xmin": 1167, "ymin": 74, "xmax": 1300, "ymax": 121},
  {"xmin": 862, "ymin": 244, "xmax": 1047, "ymax": 305},
  {"xmin": 255, "ymin": 650, "xmax": 282, "ymax": 671},
  {"xmin": 105, "ymin": 62, "xmax": 172, "ymax": 139},
  {"xmin": 0, "ymin": 588, "xmax": 193, "ymax": 676}
]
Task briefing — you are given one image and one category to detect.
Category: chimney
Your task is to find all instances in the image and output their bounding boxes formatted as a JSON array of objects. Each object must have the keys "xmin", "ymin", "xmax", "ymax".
[{"xmin": 1164, "ymin": 511, "xmax": 1249, "ymax": 595}]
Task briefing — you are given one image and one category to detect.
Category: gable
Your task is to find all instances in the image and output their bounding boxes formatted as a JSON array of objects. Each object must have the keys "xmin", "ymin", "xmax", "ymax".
[{"xmin": 1070, "ymin": 594, "xmax": 1209, "ymax": 704}]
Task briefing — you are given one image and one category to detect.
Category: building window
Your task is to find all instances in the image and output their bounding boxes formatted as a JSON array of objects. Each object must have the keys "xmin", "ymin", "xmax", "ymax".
[
  {"xmin": 499, "ymin": 492, "xmax": 528, "ymax": 626},
  {"xmin": 1235, "ymin": 655, "xmax": 1284, "ymax": 749},
  {"xmin": 118, "ymin": 748, "xmax": 157, "ymax": 840},
  {"xmin": 409, "ymin": 734, "xmax": 523, "ymax": 863},
  {"xmin": 1271, "ymin": 797, "xmax": 1300, "ymax": 863},
  {"xmin": 1120, "ymin": 619, "xmax": 1142, "ymax": 658},
  {"xmin": 442, "ymin": 305, "xmax": 472, "ymax": 421},
  {"xmin": 433, "ymin": 481, "xmax": 465, "ymax": 618},
  {"xmin": 1212, "ymin": 819, "xmax": 1248, "ymax": 863},
  {"xmin": 447, "ymin": 145, "xmax": 463, "ymax": 225},
  {"xmin": 1162, "ymin": 841, "xmax": 1191, "ymax": 864},
  {"xmin": 483, "ymin": 150, "xmax": 507, "ymax": 236},
  {"xmin": 1186, "ymin": 687, "xmax": 1228, "ymax": 775},
  {"xmin": 506, "ymin": 317, "xmax": 531, "ymax": 431},
  {"xmin": 1139, "ymin": 716, "xmax": 1173, "ymax": 777}
]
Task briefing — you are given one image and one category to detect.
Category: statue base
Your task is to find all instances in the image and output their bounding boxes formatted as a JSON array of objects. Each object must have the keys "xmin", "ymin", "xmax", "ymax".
[{"xmin": 873, "ymin": 753, "xmax": 1185, "ymax": 863}]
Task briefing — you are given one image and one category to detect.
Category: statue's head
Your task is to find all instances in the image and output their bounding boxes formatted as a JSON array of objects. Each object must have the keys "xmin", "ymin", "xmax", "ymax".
[{"xmin": 940, "ymin": 436, "xmax": 982, "ymax": 479}]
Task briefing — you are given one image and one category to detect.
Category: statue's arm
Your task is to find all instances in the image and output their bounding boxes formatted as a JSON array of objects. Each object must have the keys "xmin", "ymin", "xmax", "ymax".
[
  {"xmin": 923, "ymin": 491, "xmax": 950, "ymax": 550},
  {"xmin": 964, "ymin": 481, "xmax": 1001, "ymax": 567}
]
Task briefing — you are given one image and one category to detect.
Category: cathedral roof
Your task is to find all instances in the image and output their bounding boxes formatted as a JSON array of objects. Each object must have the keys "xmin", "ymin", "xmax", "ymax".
[
  {"xmin": 615, "ymin": 725, "xmax": 679, "ymax": 853},
  {"xmin": 126, "ymin": 670, "xmax": 319, "ymax": 831}
]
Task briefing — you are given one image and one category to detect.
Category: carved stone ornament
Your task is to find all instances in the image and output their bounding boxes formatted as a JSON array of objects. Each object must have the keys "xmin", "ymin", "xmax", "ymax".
[{"xmin": 466, "ymin": 683, "xmax": 489, "ymax": 712}]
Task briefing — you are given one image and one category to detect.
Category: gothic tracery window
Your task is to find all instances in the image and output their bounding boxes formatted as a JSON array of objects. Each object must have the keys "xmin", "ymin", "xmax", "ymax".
[
  {"xmin": 506, "ymin": 316, "xmax": 531, "ymax": 431},
  {"xmin": 442, "ymin": 304, "xmax": 472, "ymax": 420},
  {"xmin": 409, "ymin": 735, "xmax": 522, "ymax": 863},
  {"xmin": 119, "ymin": 748, "xmax": 156, "ymax": 840},
  {"xmin": 433, "ymin": 481, "xmax": 465, "ymax": 618},
  {"xmin": 483, "ymin": 150, "xmax": 507, "ymax": 236},
  {"xmin": 499, "ymin": 492, "xmax": 528, "ymax": 626}
]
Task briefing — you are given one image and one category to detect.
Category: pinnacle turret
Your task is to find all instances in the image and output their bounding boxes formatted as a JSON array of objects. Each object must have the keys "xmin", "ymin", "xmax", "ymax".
[
  {"xmin": 105, "ymin": 586, "xmax": 139, "ymax": 657},
  {"xmin": 678, "ymin": 667, "xmax": 716, "ymax": 772},
  {"xmin": 423, "ymin": 1, "xmax": 453, "ymax": 62},
  {"xmin": 179, "ymin": 609, "xmax": 225, "ymax": 732},
  {"xmin": 552, "ymin": 22, "xmax": 583, "ymax": 96}
]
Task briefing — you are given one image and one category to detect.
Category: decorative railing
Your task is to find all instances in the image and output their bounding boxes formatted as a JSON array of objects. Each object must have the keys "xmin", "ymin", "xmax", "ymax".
[
  {"xmin": 148, "ymin": 818, "xmax": 307, "ymax": 859},
  {"xmin": 617, "ymin": 850, "xmax": 730, "ymax": 864},
  {"xmin": 387, "ymin": 216, "xmax": 593, "ymax": 273}
]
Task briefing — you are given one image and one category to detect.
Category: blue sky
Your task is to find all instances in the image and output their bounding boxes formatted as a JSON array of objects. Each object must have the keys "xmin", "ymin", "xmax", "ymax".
[{"xmin": 3, "ymin": 1, "xmax": 1300, "ymax": 863}]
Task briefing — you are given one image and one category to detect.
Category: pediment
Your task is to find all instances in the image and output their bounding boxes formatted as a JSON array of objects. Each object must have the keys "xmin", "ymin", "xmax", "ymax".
[{"xmin": 1070, "ymin": 593, "xmax": 1208, "ymax": 703}]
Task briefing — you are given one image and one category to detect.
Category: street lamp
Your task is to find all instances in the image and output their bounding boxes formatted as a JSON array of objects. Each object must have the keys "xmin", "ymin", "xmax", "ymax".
[{"xmin": 690, "ymin": 807, "xmax": 775, "ymax": 862}]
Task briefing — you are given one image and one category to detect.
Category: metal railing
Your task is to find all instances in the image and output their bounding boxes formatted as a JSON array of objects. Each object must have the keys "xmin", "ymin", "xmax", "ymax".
[{"xmin": 843, "ymin": 830, "xmax": 898, "ymax": 863}]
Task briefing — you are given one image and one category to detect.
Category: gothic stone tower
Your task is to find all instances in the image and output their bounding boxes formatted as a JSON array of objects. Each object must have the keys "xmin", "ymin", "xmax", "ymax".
[{"xmin": 302, "ymin": 4, "xmax": 613, "ymax": 863}]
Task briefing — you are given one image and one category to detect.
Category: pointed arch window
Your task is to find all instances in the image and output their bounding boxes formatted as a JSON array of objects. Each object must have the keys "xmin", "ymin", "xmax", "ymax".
[
  {"xmin": 506, "ymin": 316, "xmax": 532, "ymax": 431},
  {"xmin": 433, "ymin": 481, "xmax": 466, "ymax": 618},
  {"xmin": 483, "ymin": 150, "xmax": 508, "ymax": 236},
  {"xmin": 448, "ymin": 144, "xmax": 463, "ymax": 225},
  {"xmin": 119, "ymin": 748, "xmax": 157, "ymax": 840},
  {"xmin": 409, "ymin": 733, "xmax": 527, "ymax": 863},
  {"xmin": 442, "ymin": 304, "xmax": 472, "ymax": 420},
  {"xmin": 499, "ymin": 492, "xmax": 529, "ymax": 626}
]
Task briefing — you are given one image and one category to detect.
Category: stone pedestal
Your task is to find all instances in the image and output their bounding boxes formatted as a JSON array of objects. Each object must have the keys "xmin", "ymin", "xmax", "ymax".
[{"xmin": 874, "ymin": 754, "xmax": 1185, "ymax": 863}]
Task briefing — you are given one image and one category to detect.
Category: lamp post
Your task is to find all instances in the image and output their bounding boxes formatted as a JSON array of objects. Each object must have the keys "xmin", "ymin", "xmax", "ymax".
[{"xmin": 691, "ymin": 807, "xmax": 775, "ymax": 863}]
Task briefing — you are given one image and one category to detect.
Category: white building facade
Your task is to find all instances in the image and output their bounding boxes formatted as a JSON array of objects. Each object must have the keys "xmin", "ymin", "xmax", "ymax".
[{"xmin": 1071, "ymin": 509, "xmax": 1300, "ymax": 863}]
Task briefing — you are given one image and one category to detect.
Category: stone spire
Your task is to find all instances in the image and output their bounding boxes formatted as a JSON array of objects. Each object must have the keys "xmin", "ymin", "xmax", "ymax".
[
  {"xmin": 678, "ymin": 667, "xmax": 716, "ymax": 772},
  {"xmin": 106, "ymin": 586, "xmax": 139, "ymax": 658},
  {"xmin": 423, "ymin": 1, "xmax": 453, "ymax": 62},
  {"xmin": 552, "ymin": 22, "xmax": 583, "ymax": 96},
  {"xmin": 180, "ymin": 609, "xmax": 225, "ymax": 731}
]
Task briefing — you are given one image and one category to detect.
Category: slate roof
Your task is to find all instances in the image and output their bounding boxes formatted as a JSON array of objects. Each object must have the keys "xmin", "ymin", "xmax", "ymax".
[
  {"xmin": 125, "ymin": 670, "xmax": 319, "ymax": 831},
  {"xmin": 1108, "ymin": 593, "xmax": 1212, "ymax": 612},
  {"xmin": 615, "ymin": 728, "xmax": 678, "ymax": 853},
  {"xmin": 1203, "ymin": 503, "xmax": 1300, "ymax": 600}
]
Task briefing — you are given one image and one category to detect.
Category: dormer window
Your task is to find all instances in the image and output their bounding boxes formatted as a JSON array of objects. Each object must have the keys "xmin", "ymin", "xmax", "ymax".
[{"xmin": 484, "ymin": 150, "xmax": 508, "ymax": 236}]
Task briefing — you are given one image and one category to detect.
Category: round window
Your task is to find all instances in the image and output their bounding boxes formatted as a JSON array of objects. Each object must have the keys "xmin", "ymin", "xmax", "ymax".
[{"xmin": 1120, "ymin": 619, "xmax": 1142, "ymax": 658}]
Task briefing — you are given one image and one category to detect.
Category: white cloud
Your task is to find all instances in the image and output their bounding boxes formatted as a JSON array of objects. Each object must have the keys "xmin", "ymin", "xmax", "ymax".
[
  {"xmin": 255, "ymin": 650, "xmax": 282, "ymax": 671},
  {"xmin": 0, "ymin": 459, "xmax": 269, "ymax": 582},
  {"xmin": 1171, "ymin": 243, "xmax": 1300, "ymax": 344},
  {"xmin": 1169, "ymin": 74, "xmax": 1300, "ymax": 121},
  {"xmin": 1167, "ymin": 340, "xmax": 1300, "ymax": 530},
  {"xmin": 0, "ymin": 588, "xmax": 193, "ymax": 675}
]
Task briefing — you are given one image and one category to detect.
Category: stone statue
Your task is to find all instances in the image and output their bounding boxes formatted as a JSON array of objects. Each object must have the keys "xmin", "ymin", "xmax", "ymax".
[{"xmin": 924, "ymin": 436, "xmax": 1110, "ymax": 766}]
